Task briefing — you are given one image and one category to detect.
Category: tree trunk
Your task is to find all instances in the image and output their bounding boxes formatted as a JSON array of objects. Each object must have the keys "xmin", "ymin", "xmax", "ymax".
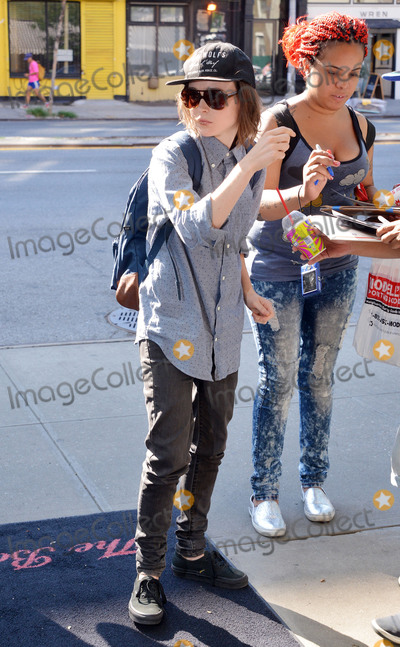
[{"xmin": 48, "ymin": 0, "xmax": 67, "ymax": 115}]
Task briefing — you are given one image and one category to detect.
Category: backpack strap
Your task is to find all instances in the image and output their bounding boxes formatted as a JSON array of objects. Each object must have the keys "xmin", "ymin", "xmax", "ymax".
[
  {"xmin": 145, "ymin": 218, "xmax": 174, "ymax": 270},
  {"xmin": 168, "ymin": 130, "xmax": 203, "ymax": 192},
  {"xmin": 146, "ymin": 131, "xmax": 203, "ymax": 269}
]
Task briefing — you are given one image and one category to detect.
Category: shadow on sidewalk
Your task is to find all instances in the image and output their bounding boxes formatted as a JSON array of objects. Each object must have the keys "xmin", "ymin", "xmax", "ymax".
[{"xmin": 272, "ymin": 603, "xmax": 369, "ymax": 647}]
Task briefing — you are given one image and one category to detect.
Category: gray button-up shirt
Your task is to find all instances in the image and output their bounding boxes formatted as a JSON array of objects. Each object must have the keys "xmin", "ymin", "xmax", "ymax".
[{"xmin": 136, "ymin": 133, "xmax": 266, "ymax": 381}]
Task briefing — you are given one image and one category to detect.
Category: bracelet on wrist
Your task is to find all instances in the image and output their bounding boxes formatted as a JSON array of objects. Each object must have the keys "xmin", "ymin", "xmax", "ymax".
[{"xmin": 298, "ymin": 186, "xmax": 304, "ymax": 212}]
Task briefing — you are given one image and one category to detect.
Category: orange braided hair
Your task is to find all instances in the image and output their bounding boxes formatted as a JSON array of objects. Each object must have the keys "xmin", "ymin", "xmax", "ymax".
[{"xmin": 280, "ymin": 12, "xmax": 368, "ymax": 76}]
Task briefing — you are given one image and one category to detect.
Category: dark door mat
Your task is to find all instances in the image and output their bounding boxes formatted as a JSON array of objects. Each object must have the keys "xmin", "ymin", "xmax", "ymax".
[{"xmin": 0, "ymin": 509, "xmax": 300, "ymax": 646}]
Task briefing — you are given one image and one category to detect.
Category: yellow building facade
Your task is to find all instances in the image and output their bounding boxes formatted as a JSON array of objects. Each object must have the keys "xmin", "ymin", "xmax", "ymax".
[
  {"xmin": 1, "ymin": 0, "xmax": 127, "ymax": 100},
  {"xmin": 0, "ymin": 0, "xmax": 292, "ymax": 103},
  {"xmin": 0, "ymin": 0, "xmax": 185, "ymax": 101}
]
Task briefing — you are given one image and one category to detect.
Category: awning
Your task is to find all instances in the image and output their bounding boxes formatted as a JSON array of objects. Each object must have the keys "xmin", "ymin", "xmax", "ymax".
[{"xmin": 365, "ymin": 19, "xmax": 400, "ymax": 30}]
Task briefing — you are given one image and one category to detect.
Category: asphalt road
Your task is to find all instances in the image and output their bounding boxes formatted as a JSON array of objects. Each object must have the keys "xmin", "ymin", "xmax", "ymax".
[
  {"xmin": 1, "ymin": 124, "xmax": 400, "ymax": 347},
  {"xmin": 371, "ymin": 117, "xmax": 400, "ymax": 134},
  {"xmin": 0, "ymin": 115, "xmax": 398, "ymax": 138},
  {"xmin": 1, "ymin": 147, "xmax": 152, "ymax": 346}
]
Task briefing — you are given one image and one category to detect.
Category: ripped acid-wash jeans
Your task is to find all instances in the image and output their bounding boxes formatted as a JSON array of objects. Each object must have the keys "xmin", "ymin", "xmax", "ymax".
[{"xmin": 249, "ymin": 268, "xmax": 358, "ymax": 501}]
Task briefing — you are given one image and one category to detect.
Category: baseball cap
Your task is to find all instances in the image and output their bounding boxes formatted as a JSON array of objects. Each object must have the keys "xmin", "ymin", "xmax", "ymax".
[
  {"xmin": 24, "ymin": 53, "xmax": 33, "ymax": 60},
  {"xmin": 166, "ymin": 42, "xmax": 255, "ymax": 88}
]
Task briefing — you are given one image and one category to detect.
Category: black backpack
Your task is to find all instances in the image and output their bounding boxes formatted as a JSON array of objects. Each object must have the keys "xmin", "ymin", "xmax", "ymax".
[{"xmin": 110, "ymin": 131, "xmax": 203, "ymax": 308}]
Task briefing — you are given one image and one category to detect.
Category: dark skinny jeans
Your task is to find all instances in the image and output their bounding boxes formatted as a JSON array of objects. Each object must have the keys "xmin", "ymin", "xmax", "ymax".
[{"xmin": 135, "ymin": 339, "xmax": 238, "ymax": 577}]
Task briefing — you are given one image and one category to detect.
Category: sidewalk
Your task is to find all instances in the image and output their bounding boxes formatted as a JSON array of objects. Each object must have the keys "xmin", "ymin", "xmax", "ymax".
[
  {"xmin": 1, "ymin": 95, "xmax": 400, "ymax": 121},
  {"xmin": 1, "ymin": 97, "xmax": 178, "ymax": 121},
  {"xmin": 1, "ymin": 323, "xmax": 400, "ymax": 647},
  {"xmin": 1, "ymin": 95, "xmax": 400, "ymax": 647}
]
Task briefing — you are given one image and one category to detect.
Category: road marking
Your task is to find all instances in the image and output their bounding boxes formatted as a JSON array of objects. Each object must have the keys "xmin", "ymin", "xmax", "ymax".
[{"xmin": 0, "ymin": 169, "xmax": 97, "ymax": 174}]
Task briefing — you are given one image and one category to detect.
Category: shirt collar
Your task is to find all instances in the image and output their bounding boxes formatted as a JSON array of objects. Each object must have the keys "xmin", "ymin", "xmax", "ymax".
[{"xmin": 198, "ymin": 135, "xmax": 247, "ymax": 168}]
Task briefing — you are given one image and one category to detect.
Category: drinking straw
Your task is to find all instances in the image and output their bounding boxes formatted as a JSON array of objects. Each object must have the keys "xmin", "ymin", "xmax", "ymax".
[{"xmin": 276, "ymin": 187, "xmax": 294, "ymax": 224}]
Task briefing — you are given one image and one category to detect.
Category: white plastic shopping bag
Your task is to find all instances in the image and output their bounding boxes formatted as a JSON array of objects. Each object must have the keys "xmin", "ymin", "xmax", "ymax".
[{"xmin": 353, "ymin": 258, "xmax": 400, "ymax": 367}]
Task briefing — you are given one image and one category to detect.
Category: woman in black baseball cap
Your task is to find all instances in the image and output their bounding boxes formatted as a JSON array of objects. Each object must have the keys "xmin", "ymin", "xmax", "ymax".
[
  {"xmin": 128, "ymin": 40, "xmax": 295, "ymax": 626},
  {"xmin": 168, "ymin": 42, "xmax": 264, "ymax": 149}
]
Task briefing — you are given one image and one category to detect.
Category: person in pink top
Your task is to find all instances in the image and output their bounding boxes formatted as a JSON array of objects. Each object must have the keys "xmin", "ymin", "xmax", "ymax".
[{"xmin": 23, "ymin": 53, "xmax": 48, "ymax": 108}]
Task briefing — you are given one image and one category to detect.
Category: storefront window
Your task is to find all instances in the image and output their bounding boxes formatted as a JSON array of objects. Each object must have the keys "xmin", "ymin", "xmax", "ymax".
[
  {"xmin": 160, "ymin": 6, "xmax": 184, "ymax": 23},
  {"xmin": 130, "ymin": 5, "xmax": 154, "ymax": 21},
  {"xmin": 128, "ymin": 4, "xmax": 186, "ymax": 78},
  {"xmin": 9, "ymin": 1, "xmax": 81, "ymax": 77},
  {"xmin": 252, "ymin": 20, "xmax": 275, "ymax": 94},
  {"xmin": 253, "ymin": 0, "xmax": 281, "ymax": 20},
  {"xmin": 128, "ymin": 25, "xmax": 157, "ymax": 77}
]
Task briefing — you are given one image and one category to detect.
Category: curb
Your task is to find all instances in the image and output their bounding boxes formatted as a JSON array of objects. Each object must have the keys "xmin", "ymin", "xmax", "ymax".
[
  {"xmin": 0, "ymin": 136, "xmax": 164, "ymax": 148},
  {"xmin": 1, "ymin": 133, "xmax": 399, "ymax": 149},
  {"xmin": 0, "ymin": 140, "xmax": 163, "ymax": 149}
]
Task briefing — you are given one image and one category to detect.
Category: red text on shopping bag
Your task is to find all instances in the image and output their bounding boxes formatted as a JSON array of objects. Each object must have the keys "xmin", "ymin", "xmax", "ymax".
[{"xmin": 366, "ymin": 273, "xmax": 400, "ymax": 312}]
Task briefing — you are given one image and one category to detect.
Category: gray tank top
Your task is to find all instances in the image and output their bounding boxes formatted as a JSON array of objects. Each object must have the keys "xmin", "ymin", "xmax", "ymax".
[{"xmin": 247, "ymin": 100, "xmax": 372, "ymax": 281}]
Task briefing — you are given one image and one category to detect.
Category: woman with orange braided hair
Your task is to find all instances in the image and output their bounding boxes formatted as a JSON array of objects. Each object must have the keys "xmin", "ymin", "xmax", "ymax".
[{"xmin": 245, "ymin": 12, "xmax": 377, "ymax": 537}]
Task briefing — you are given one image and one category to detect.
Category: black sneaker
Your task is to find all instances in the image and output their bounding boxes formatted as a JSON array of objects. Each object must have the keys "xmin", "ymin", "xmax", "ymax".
[
  {"xmin": 128, "ymin": 576, "xmax": 166, "ymax": 625},
  {"xmin": 372, "ymin": 612, "xmax": 400, "ymax": 644},
  {"xmin": 171, "ymin": 549, "xmax": 248, "ymax": 589}
]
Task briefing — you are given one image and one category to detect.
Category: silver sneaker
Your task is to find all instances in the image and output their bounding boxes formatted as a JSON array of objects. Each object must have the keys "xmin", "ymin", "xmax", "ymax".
[
  {"xmin": 249, "ymin": 497, "xmax": 286, "ymax": 537},
  {"xmin": 372, "ymin": 613, "xmax": 400, "ymax": 644},
  {"xmin": 302, "ymin": 487, "xmax": 335, "ymax": 522}
]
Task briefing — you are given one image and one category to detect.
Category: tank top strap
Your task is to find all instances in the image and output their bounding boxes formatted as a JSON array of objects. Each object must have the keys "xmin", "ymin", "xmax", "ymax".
[
  {"xmin": 266, "ymin": 100, "xmax": 299, "ymax": 161},
  {"xmin": 346, "ymin": 104, "xmax": 364, "ymax": 146},
  {"xmin": 268, "ymin": 100, "xmax": 296, "ymax": 128}
]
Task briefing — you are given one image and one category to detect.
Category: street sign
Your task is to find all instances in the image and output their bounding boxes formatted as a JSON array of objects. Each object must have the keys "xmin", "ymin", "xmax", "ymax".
[{"xmin": 58, "ymin": 49, "xmax": 73, "ymax": 62}]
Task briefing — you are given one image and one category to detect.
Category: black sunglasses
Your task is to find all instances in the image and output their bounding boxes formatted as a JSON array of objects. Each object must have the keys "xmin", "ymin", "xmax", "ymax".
[{"xmin": 180, "ymin": 87, "xmax": 238, "ymax": 110}]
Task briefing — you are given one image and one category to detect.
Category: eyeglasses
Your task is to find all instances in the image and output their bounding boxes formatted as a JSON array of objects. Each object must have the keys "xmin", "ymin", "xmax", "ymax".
[{"xmin": 180, "ymin": 87, "xmax": 238, "ymax": 110}]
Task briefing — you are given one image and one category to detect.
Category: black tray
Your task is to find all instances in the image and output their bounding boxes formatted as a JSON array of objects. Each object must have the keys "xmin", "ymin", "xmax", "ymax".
[{"xmin": 320, "ymin": 206, "xmax": 400, "ymax": 235}]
